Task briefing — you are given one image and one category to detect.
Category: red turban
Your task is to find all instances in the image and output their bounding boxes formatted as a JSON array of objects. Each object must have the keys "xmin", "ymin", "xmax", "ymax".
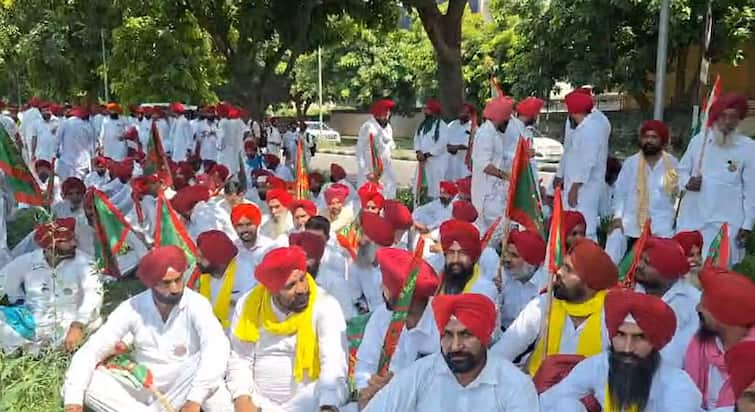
[
  {"xmin": 425, "ymin": 99, "xmax": 442, "ymax": 115},
  {"xmin": 69, "ymin": 106, "xmax": 88, "ymax": 119},
  {"xmin": 289, "ymin": 232, "xmax": 326, "ymax": 263},
  {"xmin": 568, "ymin": 238, "xmax": 618, "ymax": 291},
  {"xmin": 136, "ymin": 245, "xmax": 188, "ymax": 288},
  {"xmin": 644, "ymin": 237, "xmax": 690, "ymax": 279},
  {"xmin": 565, "ymin": 91, "xmax": 594, "ymax": 114},
  {"xmin": 516, "ymin": 97, "xmax": 545, "ymax": 119},
  {"xmin": 34, "ymin": 159, "xmax": 52, "ymax": 171},
  {"xmin": 672, "ymin": 231, "xmax": 703, "ymax": 257},
  {"xmin": 177, "ymin": 161, "xmax": 195, "ymax": 179},
  {"xmin": 227, "ymin": 107, "xmax": 241, "ymax": 119},
  {"xmin": 377, "ymin": 247, "xmax": 439, "ymax": 301},
  {"xmin": 456, "ymin": 176, "xmax": 471, "ymax": 198},
  {"xmin": 383, "ymin": 200, "xmax": 413, "ymax": 230},
  {"xmin": 432, "ymin": 293, "xmax": 497, "ymax": 346},
  {"xmin": 700, "ymin": 267, "xmax": 755, "ymax": 327},
  {"xmin": 360, "ymin": 211, "xmax": 395, "ymax": 247},
  {"xmin": 105, "ymin": 102, "xmax": 123, "ymax": 114},
  {"xmin": 254, "ymin": 246, "xmax": 307, "ymax": 293},
  {"xmin": 562, "ymin": 210, "xmax": 586, "ymax": 239},
  {"xmin": 359, "ymin": 190, "xmax": 384, "ymax": 211},
  {"xmin": 61, "ymin": 177, "xmax": 86, "ymax": 196},
  {"xmin": 508, "ymin": 230, "xmax": 546, "ymax": 266},
  {"xmin": 452, "ymin": 200, "xmax": 478, "ymax": 223},
  {"xmin": 710, "ymin": 93, "xmax": 748, "ymax": 122},
  {"xmin": 324, "ymin": 183, "xmax": 349, "ymax": 204},
  {"xmin": 169, "ymin": 102, "xmax": 185, "ymax": 113},
  {"xmin": 109, "ymin": 160, "xmax": 134, "ymax": 181},
  {"xmin": 231, "ymin": 203, "xmax": 262, "ymax": 226},
  {"xmin": 369, "ymin": 99, "xmax": 395, "ymax": 117},
  {"xmin": 251, "ymin": 168, "xmax": 272, "ymax": 181},
  {"xmin": 483, "ymin": 97, "xmax": 514, "ymax": 124},
  {"xmin": 171, "ymin": 185, "xmax": 211, "ymax": 216},
  {"xmin": 439, "ymin": 219, "xmax": 482, "ymax": 263},
  {"xmin": 263, "ymin": 154, "xmax": 280, "ymax": 168},
  {"xmin": 639, "ymin": 120, "xmax": 670, "ymax": 145},
  {"xmin": 605, "ymin": 289, "xmax": 676, "ymax": 350},
  {"xmin": 330, "ymin": 163, "xmax": 347, "ymax": 181},
  {"xmin": 124, "ymin": 127, "xmax": 138, "ymax": 141},
  {"xmin": 34, "ymin": 218, "xmax": 76, "ymax": 248},
  {"xmin": 197, "ymin": 230, "xmax": 238, "ymax": 268},
  {"xmin": 439, "ymin": 181, "xmax": 458, "ymax": 197},
  {"xmin": 266, "ymin": 175, "xmax": 287, "ymax": 190},
  {"xmin": 290, "ymin": 199, "xmax": 317, "ymax": 217},
  {"xmin": 308, "ymin": 172, "xmax": 325, "ymax": 185},
  {"xmin": 94, "ymin": 156, "xmax": 109, "ymax": 168},
  {"xmin": 266, "ymin": 188, "xmax": 293, "ymax": 208},
  {"xmin": 725, "ymin": 340, "xmax": 755, "ymax": 399},
  {"xmin": 209, "ymin": 164, "xmax": 230, "ymax": 182}
]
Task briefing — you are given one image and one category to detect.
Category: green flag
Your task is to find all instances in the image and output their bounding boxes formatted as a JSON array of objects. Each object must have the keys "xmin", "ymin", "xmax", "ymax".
[
  {"xmin": 0, "ymin": 125, "xmax": 44, "ymax": 206},
  {"xmin": 91, "ymin": 189, "xmax": 134, "ymax": 277},
  {"xmin": 506, "ymin": 137, "xmax": 545, "ymax": 237},
  {"xmin": 154, "ymin": 191, "xmax": 200, "ymax": 288}
]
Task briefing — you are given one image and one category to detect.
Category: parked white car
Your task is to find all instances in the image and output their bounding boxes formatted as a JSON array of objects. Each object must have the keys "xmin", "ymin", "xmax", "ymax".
[
  {"xmin": 532, "ymin": 135, "xmax": 564, "ymax": 190},
  {"xmin": 304, "ymin": 121, "xmax": 341, "ymax": 144}
]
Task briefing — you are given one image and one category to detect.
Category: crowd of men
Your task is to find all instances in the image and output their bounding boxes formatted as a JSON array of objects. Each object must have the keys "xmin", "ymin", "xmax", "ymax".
[{"xmin": 0, "ymin": 89, "xmax": 753, "ymax": 412}]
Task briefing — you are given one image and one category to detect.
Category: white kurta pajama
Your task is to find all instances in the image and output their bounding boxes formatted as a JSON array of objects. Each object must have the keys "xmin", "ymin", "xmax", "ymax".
[
  {"xmin": 196, "ymin": 119, "xmax": 221, "ymax": 163},
  {"xmin": 83, "ymin": 171, "xmax": 111, "ymax": 190},
  {"xmin": 218, "ymin": 118, "xmax": 246, "ymax": 174},
  {"xmin": 677, "ymin": 131, "xmax": 755, "ymax": 266},
  {"xmin": 62, "ymin": 290, "xmax": 233, "ymax": 412},
  {"xmin": 56, "ymin": 116, "xmax": 97, "ymax": 180},
  {"xmin": 348, "ymin": 263, "xmax": 383, "ymax": 315},
  {"xmin": 315, "ymin": 244, "xmax": 355, "ymax": 320},
  {"xmin": 500, "ymin": 269, "xmax": 540, "ymax": 329},
  {"xmin": 414, "ymin": 119, "xmax": 449, "ymax": 199},
  {"xmin": 540, "ymin": 352, "xmax": 703, "ymax": 412},
  {"xmin": 99, "ymin": 117, "xmax": 128, "ymax": 161},
  {"xmin": 0, "ymin": 249, "xmax": 102, "ymax": 353},
  {"xmin": 363, "ymin": 351, "xmax": 538, "ymax": 412},
  {"xmin": 471, "ymin": 120, "xmax": 513, "ymax": 232},
  {"xmin": 412, "ymin": 199, "xmax": 453, "ymax": 231},
  {"xmin": 356, "ymin": 116, "xmax": 397, "ymax": 199},
  {"xmin": 169, "ymin": 115, "xmax": 195, "ymax": 162},
  {"xmin": 32, "ymin": 120, "xmax": 57, "ymax": 162},
  {"xmin": 558, "ymin": 112, "xmax": 611, "ymax": 240},
  {"xmin": 444, "ymin": 119, "xmax": 472, "ymax": 180},
  {"xmin": 226, "ymin": 286, "xmax": 350, "ymax": 411}
]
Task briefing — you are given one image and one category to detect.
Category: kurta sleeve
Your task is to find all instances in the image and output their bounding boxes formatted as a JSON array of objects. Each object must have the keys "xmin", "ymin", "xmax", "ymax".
[
  {"xmin": 362, "ymin": 359, "xmax": 424, "ymax": 412},
  {"xmin": 74, "ymin": 263, "xmax": 103, "ymax": 325},
  {"xmin": 354, "ymin": 308, "xmax": 388, "ymax": 390},
  {"xmin": 315, "ymin": 293, "xmax": 349, "ymax": 407},
  {"xmin": 611, "ymin": 157, "xmax": 632, "ymax": 220},
  {"xmin": 62, "ymin": 301, "xmax": 134, "ymax": 405},
  {"xmin": 677, "ymin": 134, "xmax": 701, "ymax": 187},
  {"xmin": 656, "ymin": 369, "xmax": 704, "ymax": 411},
  {"xmin": 569, "ymin": 122, "xmax": 602, "ymax": 184},
  {"xmin": 490, "ymin": 295, "xmax": 543, "ymax": 361},
  {"xmin": 539, "ymin": 355, "xmax": 602, "ymax": 412},
  {"xmin": 411, "ymin": 202, "xmax": 435, "ymax": 226},
  {"xmin": 0, "ymin": 256, "xmax": 26, "ymax": 302},
  {"xmin": 355, "ymin": 123, "xmax": 370, "ymax": 170},
  {"xmin": 185, "ymin": 297, "xmax": 231, "ymax": 403},
  {"xmin": 471, "ymin": 128, "xmax": 495, "ymax": 170},
  {"xmin": 428, "ymin": 123, "xmax": 449, "ymax": 157},
  {"xmin": 226, "ymin": 292, "xmax": 258, "ymax": 400},
  {"xmin": 742, "ymin": 141, "xmax": 755, "ymax": 230}
]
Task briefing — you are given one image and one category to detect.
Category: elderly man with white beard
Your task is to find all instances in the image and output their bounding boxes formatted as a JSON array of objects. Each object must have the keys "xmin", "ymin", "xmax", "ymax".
[
  {"xmin": 348, "ymin": 212, "xmax": 397, "ymax": 314},
  {"xmin": 500, "ymin": 229, "xmax": 546, "ymax": 329},
  {"xmin": 677, "ymin": 93, "xmax": 755, "ymax": 266},
  {"xmin": 259, "ymin": 188, "xmax": 295, "ymax": 242}
]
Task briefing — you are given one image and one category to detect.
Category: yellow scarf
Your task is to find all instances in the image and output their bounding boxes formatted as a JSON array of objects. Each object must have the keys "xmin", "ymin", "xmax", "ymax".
[
  {"xmin": 199, "ymin": 258, "xmax": 238, "ymax": 329},
  {"xmin": 233, "ymin": 274, "xmax": 320, "ymax": 382},
  {"xmin": 528, "ymin": 290, "xmax": 607, "ymax": 376},
  {"xmin": 439, "ymin": 264, "xmax": 481, "ymax": 294},
  {"xmin": 636, "ymin": 151, "xmax": 678, "ymax": 228},
  {"xmin": 604, "ymin": 383, "xmax": 640, "ymax": 412}
]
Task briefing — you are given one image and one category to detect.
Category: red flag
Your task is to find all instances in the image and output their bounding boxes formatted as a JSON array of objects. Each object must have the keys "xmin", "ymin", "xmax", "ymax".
[
  {"xmin": 547, "ymin": 187, "xmax": 565, "ymax": 274},
  {"xmin": 144, "ymin": 121, "xmax": 173, "ymax": 187},
  {"xmin": 294, "ymin": 139, "xmax": 309, "ymax": 200},
  {"xmin": 703, "ymin": 223, "xmax": 729, "ymax": 269},
  {"xmin": 618, "ymin": 219, "xmax": 652, "ymax": 288},
  {"xmin": 506, "ymin": 137, "xmax": 545, "ymax": 237}
]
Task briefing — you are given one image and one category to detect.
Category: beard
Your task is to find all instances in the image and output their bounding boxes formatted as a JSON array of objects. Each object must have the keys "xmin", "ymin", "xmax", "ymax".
[
  {"xmin": 553, "ymin": 279, "xmax": 587, "ymax": 302},
  {"xmin": 288, "ymin": 292, "xmax": 310, "ymax": 313},
  {"xmin": 439, "ymin": 197, "xmax": 452, "ymax": 207},
  {"xmin": 356, "ymin": 242, "xmax": 377, "ymax": 267},
  {"xmin": 444, "ymin": 262, "xmax": 474, "ymax": 294},
  {"xmin": 641, "ymin": 143, "xmax": 662, "ymax": 156},
  {"xmin": 237, "ymin": 229, "xmax": 257, "ymax": 245},
  {"xmin": 607, "ymin": 348, "xmax": 660, "ymax": 411},
  {"xmin": 376, "ymin": 118, "xmax": 389, "ymax": 128},
  {"xmin": 696, "ymin": 312, "xmax": 719, "ymax": 343},
  {"xmin": 153, "ymin": 289, "xmax": 183, "ymax": 306},
  {"xmin": 272, "ymin": 211, "xmax": 292, "ymax": 238},
  {"xmin": 495, "ymin": 121, "xmax": 509, "ymax": 133},
  {"xmin": 713, "ymin": 128, "xmax": 735, "ymax": 148},
  {"xmin": 507, "ymin": 262, "xmax": 535, "ymax": 282},
  {"xmin": 444, "ymin": 348, "xmax": 486, "ymax": 374}
]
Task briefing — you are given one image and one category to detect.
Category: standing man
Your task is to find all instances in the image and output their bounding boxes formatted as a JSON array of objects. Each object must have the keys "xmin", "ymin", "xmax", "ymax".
[
  {"xmin": 56, "ymin": 107, "xmax": 96, "ymax": 180},
  {"xmin": 196, "ymin": 106, "xmax": 221, "ymax": 171},
  {"xmin": 266, "ymin": 118, "xmax": 283, "ymax": 157},
  {"xmin": 557, "ymin": 90, "xmax": 610, "ymax": 240},
  {"xmin": 31, "ymin": 106, "xmax": 58, "ymax": 163},
  {"xmin": 98, "ymin": 103, "xmax": 128, "ymax": 161},
  {"xmin": 168, "ymin": 102, "xmax": 195, "ymax": 162},
  {"xmin": 445, "ymin": 103, "xmax": 475, "ymax": 181},
  {"xmin": 414, "ymin": 99, "xmax": 448, "ymax": 200},
  {"xmin": 218, "ymin": 105, "xmax": 245, "ymax": 175},
  {"xmin": 356, "ymin": 99, "xmax": 397, "ymax": 198},
  {"xmin": 677, "ymin": 93, "xmax": 755, "ymax": 266}
]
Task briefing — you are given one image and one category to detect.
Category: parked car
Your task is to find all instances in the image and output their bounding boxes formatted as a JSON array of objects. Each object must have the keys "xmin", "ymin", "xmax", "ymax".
[
  {"xmin": 304, "ymin": 121, "xmax": 341, "ymax": 144},
  {"xmin": 531, "ymin": 134, "xmax": 564, "ymax": 190}
]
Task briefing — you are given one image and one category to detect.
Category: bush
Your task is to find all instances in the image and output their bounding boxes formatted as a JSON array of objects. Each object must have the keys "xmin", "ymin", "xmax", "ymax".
[
  {"xmin": 396, "ymin": 188, "xmax": 414, "ymax": 211},
  {"xmin": 733, "ymin": 230, "xmax": 755, "ymax": 281},
  {"xmin": 0, "ymin": 350, "xmax": 70, "ymax": 411},
  {"xmin": 7, "ymin": 207, "xmax": 49, "ymax": 249}
]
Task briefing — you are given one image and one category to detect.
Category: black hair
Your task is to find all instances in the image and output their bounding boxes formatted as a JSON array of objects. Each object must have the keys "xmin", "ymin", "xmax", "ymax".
[
  {"xmin": 224, "ymin": 180, "xmax": 245, "ymax": 195},
  {"xmin": 305, "ymin": 215, "xmax": 331, "ymax": 238}
]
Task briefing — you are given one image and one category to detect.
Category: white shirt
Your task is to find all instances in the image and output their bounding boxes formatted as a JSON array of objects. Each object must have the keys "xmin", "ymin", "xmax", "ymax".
[
  {"xmin": 218, "ymin": 118, "xmax": 246, "ymax": 173},
  {"xmin": 560, "ymin": 111, "xmax": 610, "ymax": 189},
  {"xmin": 471, "ymin": 121, "xmax": 511, "ymax": 215},
  {"xmin": 0, "ymin": 114, "xmax": 18, "ymax": 139},
  {"xmin": 445, "ymin": 119, "xmax": 472, "ymax": 180},
  {"xmin": 500, "ymin": 269, "xmax": 540, "ymax": 329},
  {"xmin": 83, "ymin": 170, "xmax": 111, "ymax": 190},
  {"xmin": 356, "ymin": 116, "xmax": 395, "ymax": 177},
  {"xmin": 364, "ymin": 351, "xmax": 538, "ymax": 412},
  {"xmin": 226, "ymin": 286, "xmax": 349, "ymax": 408},
  {"xmin": 540, "ymin": 352, "xmax": 703, "ymax": 412},
  {"xmin": 196, "ymin": 119, "xmax": 221, "ymax": 162},
  {"xmin": 315, "ymin": 243, "xmax": 355, "ymax": 320},
  {"xmin": 355, "ymin": 303, "xmax": 439, "ymax": 390},
  {"xmin": 169, "ymin": 115, "xmax": 195, "ymax": 162},
  {"xmin": 57, "ymin": 117, "xmax": 97, "ymax": 168},
  {"xmin": 0, "ymin": 249, "xmax": 102, "ymax": 340},
  {"xmin": 349, "ymin": 263, "xmax": 383, "ymax": 314},
  {"xmin": 677, "ymin": 131, "xmax": 755, "ymax": 232},
  {"xmin": 99, "ymin": 117, "xmax": 128, "ymax": 160},
  {"xmin": 32, "ymin": 120, "xmax": 57, "ymax": 161},
  {"xmin": 233, "ymin": 235, "xmax": 280, "ymax": 291},
  {"xmin": 613, "ymin": 152, "xmax": 681, "ymax": 238},
  {"xmin": 62, "ymin": 289, "xmax": 229, "ymax": 406},
  {"xmin": 491, "ymin": 294, "xmax": 610, "ymax": 362},
  {"xmin": 412, "ymin": 199, "xmax": 453, "ymax": 231},
  {"xmin": 202, "ymin": 255, "xmax": 258, "ymax": 313}
]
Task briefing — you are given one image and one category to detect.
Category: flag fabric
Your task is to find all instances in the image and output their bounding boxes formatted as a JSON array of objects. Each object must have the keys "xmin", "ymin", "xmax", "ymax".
[
  {"xmin": 414, "ymin": 162, "xmax": 429, "ymax": 208},
  {"xmin": 547, "ymin": 187, "xmax": 565, "ymax": 274},
  {"xmin": 144, "ymin": 121, "xmax": 173, "ymax": 187},
  {"xmin": 704, "ymin": 223, "xmax": 729, "ymax": 269},
  {"xmin": 368, "ymin": 133, "xmax": 384, "ymax": 179},
  {"xmin": 691, "ymin": 74, "xmax": 722, "ymax": 137},
  {"xmin": 490, "ymin": 76, "xmax": 504, "ymax": 100},
  {"xmin": 506, "ymin": 137, "xmax": 545, "ymax": 237},
  {"xmin": 154, "ymin": 191, "xmax": 200, "ymax": 289},
  {"xmin": 91, "ymin": 189, "xmax": 135, "ymax": 277},
  {"xmin": 346, "ymin": 312, "xmax": 372, "ymax": 394},
  {"xmin": 377, "ymin": 237, "xmax": 426, "ymax": 375},
  {"xmin": 480, "ymin": 216, "xmax": 502, "ymax": 249},
  {"xmin": 294, "ymin": 138, "xmax": 310, "ymax": 200},
  {"xmin": 336, "ymin": 220, "xmax": 362, "ymax": 260},
  {"xmin": 0, "ymin": 126, "xmax": 44, "ymax": 206},
  {"xmin": 618, "ymin": 219, "xmax": 651, "ymax": 287}
]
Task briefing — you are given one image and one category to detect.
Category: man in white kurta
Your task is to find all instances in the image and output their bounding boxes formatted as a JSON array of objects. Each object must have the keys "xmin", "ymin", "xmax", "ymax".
[
  {"xmin": 218, "ymin": 108, "xmax": 245, "ymax": 174},
  {"xmin": 444, "ymin": 104, "xmax": 473, "ymax": 181},
  {"xmin": 0, "ymin": 218, "xmax": 102, "ymax": 354},
  {"xmin": 356, "ymin": 99, "xmax": 397, "ymax": 199},
  {"xmin": 540, "ymin": 289, "xmax": 702, "ymax": 412},
  {"xmin": 414, "ymin": 99, "xmax": 449, "ymax": 200},
  {"xmin": 558, "ymin": 91, "xmax": 610, "ymax": 240},
  {"xmin": 99, "ymin": 104, "xmax": 128, "ymax": 161},
  {"xmin": 364, "ymin": 293, "xmax": 538, "ymax": 411},
  {"xmin": 31, "ymin": 110, "xmax": 58, "ymax": 162},
  {"xmin": 168, "ymin": 103, "xmax": 195, "ymax": 162},
  {"xmin": 500, "ymin": 229, "xmax": 546, "ymax": 329},
  {"xmin": 56, "ymin": 108, "xmax": 97, "ymax": 180},
  {"xmin": 411, "ymin": 181, "xmax": 456, "ymax": 234},
  {"xmin": 226, "ymin": 246, "xmax": 349, "ymax": 412},
  {"xmin": 266, "ymin": 120, "xmax": 283, "ymax": 156},
  {"xmin": 196, "ymin": 112, "xmax": 221, "ymax": 168},
  {"xmin": 19, "ymin": 98, "xmax": 43, "ymax": 161},
  {"xmin": 230, "ymin": 203, "xmax": 281, "ymax": 288},
  {"xmin": 676, "ymin": 93, "xmax": 755, "ymax": 266},
  {"xmin": 259, "ymin": 188, "xmax": 295, "ymax": 243},
  {"xmin": 61, "ymin": 246, "xmax": 232, "ymax": 412}
]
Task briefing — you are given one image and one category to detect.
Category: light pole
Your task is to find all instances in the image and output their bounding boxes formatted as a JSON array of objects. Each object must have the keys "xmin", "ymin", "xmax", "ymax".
[
  {"xmin": 101, "ymin": 29, "xmax": 110, "ymax": 102},
  {"xmin": 318, "ymin": 46, "xmax": 323, "ymax": 128},
  {"xmin": 653, "ymin": 0, "xmax": 671, "ymax": 120}
]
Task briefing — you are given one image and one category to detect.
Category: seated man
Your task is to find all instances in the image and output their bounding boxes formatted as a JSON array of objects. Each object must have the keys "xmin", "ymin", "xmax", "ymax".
[
  {"xmin": 34, "ymin": 159, "xmax": 62, "ymax": 203},
  {"xmin": 634, "ymin": 236, "xmax": 700, "ymax": 368},
  {"xmin": 356, "ymin": 248, "xmax": 440, "ymax": 408},
  {"xmin": 540, "ymin": 289, "xmax": 702, "ymax": 412},
  {"xmin": 672, "ymin": 230, "xmax": 704, "ymax": 287},
  {"xmin": 259, "ymin": 188, "xmax": 295, "ymax": 242},
  {"xmin": 54, "ymin": 177, "xmax": 87, "ymax": 219},
  {"xmin": 562, "ymin": 210, "xmax": 587, "ymax": 249},
  {"xmin": 357, "ymin": 183, "xmax": 385, "ymax": 215},
  {"xmin": 230, "ymin": 203, "xmax": 280, "ymax": 287},
  {"xmin": 436, "ymin": 219, "xmax": 498, "ymax": 302},
  {"xmin": 321, "ymin": 183, "xmax": 355, "ymax": 233},
  {"xmin": 493, "ymin": 238, "xmax": 617, "ymax": 374},
  {"xmin": 290, "ymin": 199, "xmax": 318, "ymax": 232},
  {"xmin": 227, "ymin": 246, "xmax": 349, "ymax": 411},
  {"xmin": 412, "ymin": 181, "xmax": 457, "ymax": 234},
  {"xmin": 723, "ymin": 341, "xmax": 755, "ymax": 412},
  {"xmin": 0, "ymin": 218, "xmax": 102, "ymax": 354},
  {"xmin": 62, "ymin": 246, "xmax": 232, "ymax": 412},
  {"xmin": 500, "ymin": 229, "xmax": 546, "ymax": 329},
  {"xmin": 364, "ymin": 293, "xmax": 538, "ymax": 411},
  {"xmin": 196, "ymin": 230, "xmax": 257, "ymax": 330},
  {"xmin": 348, "ymin": 212, "xmax": 396, "ymax": 314},
  {"xmin": 83, "ymin": 156, "xmax": 111, "ymax": 190},
  {"xmin": 383, "ymin": 200, "xmax": 414, "ymax": 249}
]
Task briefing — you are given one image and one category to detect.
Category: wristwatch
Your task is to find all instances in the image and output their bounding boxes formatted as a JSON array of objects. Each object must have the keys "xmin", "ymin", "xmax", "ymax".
[{"xmin": 320, "ymin": 406, "xmax": 339, "ymax": 412}]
